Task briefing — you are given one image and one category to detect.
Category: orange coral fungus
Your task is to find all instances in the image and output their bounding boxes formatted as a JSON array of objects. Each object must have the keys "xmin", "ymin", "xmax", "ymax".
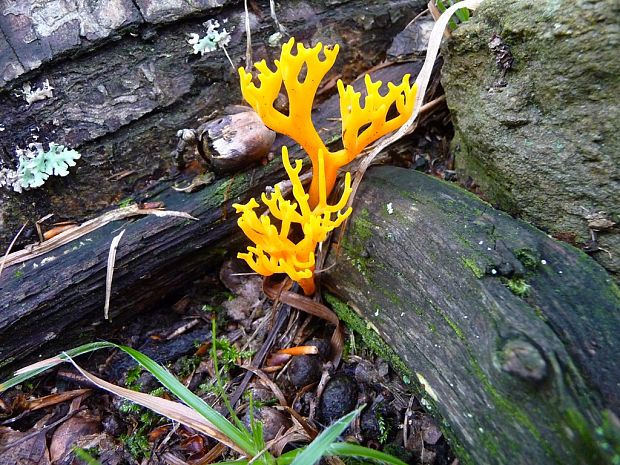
[
  {"xmin": 239, "ymin": 37, "xmax": 418, "ymax": 207},
  {"xmin": 233, "ymin": 147, "xmax": 352, "ymax": 295}
]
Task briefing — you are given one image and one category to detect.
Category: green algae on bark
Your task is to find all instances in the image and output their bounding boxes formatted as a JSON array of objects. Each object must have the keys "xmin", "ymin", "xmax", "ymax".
[
  {"xmin": 441, "ymin": 0, "xmax": 620, "ymax": 281},
  {"xmin": 325, "ymin": 166, "xmax": 620, "ymax": 465}
]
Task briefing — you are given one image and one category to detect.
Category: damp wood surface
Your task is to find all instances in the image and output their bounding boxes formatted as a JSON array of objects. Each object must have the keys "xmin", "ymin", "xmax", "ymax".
[{"xmin": 324, "ymin": 165, "xmax": 620, "ymax": 465}]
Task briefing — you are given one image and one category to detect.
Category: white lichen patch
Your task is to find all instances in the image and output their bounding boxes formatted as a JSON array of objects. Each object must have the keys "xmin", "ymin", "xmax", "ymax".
[
  {"xmin": 386, "ymin": 202, "xmax": 394, "ymax": 215},
  {"xmin": 0, "ymin": 168, "xmax": 21, "ymax": 192},
  {"xmin": 268, "ymin": 31, "xmax": 284, "ymax": 47},
  {"xmin": 188, "ymin": 19, "xmax": 232, "ymax": 55},
  {"xmin": 21, "ymin": 79, "xmax": 54, "ymax": 105},
  {"xmin": 0, "ymin": 142, "xmax": 81, "ymax": 192}
]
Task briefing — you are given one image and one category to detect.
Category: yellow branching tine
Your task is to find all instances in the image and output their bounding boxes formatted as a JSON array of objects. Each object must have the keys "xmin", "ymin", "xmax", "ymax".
[
  {"xmin": 324, "ymin": 172, "xmax": 352, "ymax": 214},
  {"xmin": 316, "ymin": 148, "xmax": 328, "ymax": 209},
  {"xmin": 280, "ymin": 205, "xmax": 294, "ymax": 239},
  {"xmin": 339, "ymin": 74, "xmax": 417, "ymax": 160},
  {"xmin": 239, "ymin": 39, "xmax": 337, "ymax": 163},
  {"xmin": 282, "ymin": 147, "xmax": 312, "ymax": 219},
  {"xmin": 239, "ymin": 61, "xmax": 287, "ymax": 129},
  {"xmin": 278, "ymin": 40, "xmax": 339, "ymax": 159}
]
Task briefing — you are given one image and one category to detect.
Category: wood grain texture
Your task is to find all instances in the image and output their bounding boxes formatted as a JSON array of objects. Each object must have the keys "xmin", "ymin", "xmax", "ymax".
[{"xmin": 324, "ymin": 166, "xmax": 620, "ymax": 465}]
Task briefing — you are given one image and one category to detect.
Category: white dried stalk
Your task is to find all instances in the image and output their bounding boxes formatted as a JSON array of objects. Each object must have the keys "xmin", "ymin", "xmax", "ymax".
[
  {"xmin": 104, "ymin": 229, "xmax": 125, "ymax": 320},
  {"xmin": 348, "ymin": 0, "xmax": 484, "ymax": 206}
]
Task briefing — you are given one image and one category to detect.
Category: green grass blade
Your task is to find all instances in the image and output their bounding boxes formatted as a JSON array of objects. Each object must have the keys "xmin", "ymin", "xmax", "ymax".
[
  {"xmin": 210, "ymin": 319, "xmax": 246, "ymax": 432},
  {"xmin": 455, "ymin": 7, "xmax": 470, "ymax": 22},
  {"xmin": 1, "ymin": 341, "xmax": 259, "ymax": 457},
  {"xmin": 275, "ymin": 451, "xmax": 299, "ymax": 465},
  {"xmin": 436, "ymin": 0, "xmax": 470, "ymax": 28},
  {"xmin": 326, "ymin": 443, "xmax": 409, "ymax": 465},
  {"xmin": 277, "ymin": 432, "xmax": 408, "ymax": 465},
  {"xmin": 290, "ymin": 406, "xmax": 363, "ymax": 465},
  {"xmin": 0, "ymin": 341, "xmax": 116, "ymax": 391},
  {"xmin": 115, "ymin": 344, "xmax": 258, "ymax": 456}
]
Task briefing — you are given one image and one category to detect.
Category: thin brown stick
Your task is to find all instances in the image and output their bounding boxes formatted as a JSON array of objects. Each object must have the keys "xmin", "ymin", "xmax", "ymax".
[
  {"xmin": 0, "ymin": 205, "xmax": 197, "ymax": 270},
  {"xmin": 407, "ymin": 8, "xmax": 430, "ymax": 28},
  {"xmin": 269, "ymin": 0, "xmax": 287, "ymax": 34},
  {"xmin": 244, "ymin": 0, "xmax": 252, "ymax": 71}
]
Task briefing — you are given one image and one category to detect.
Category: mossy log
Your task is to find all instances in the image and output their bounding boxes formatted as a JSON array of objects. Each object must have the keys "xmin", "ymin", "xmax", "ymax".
[{"xmin": 324, "ymin": 166, "xmax": 620, "ymax": 465}]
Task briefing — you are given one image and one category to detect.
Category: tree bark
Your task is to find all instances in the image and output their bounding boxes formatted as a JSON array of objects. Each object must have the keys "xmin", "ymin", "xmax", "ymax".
[{"xmin": 324, "ymin": 166, "xmax": 620, "ymax": 465}]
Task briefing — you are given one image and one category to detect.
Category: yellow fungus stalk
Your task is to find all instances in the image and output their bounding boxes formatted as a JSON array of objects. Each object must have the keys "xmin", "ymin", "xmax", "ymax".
[
  {"xmin": 235, "ymin": 38, "xmax": 416, "ymax": 294},
  {"xmin": 233, "ymin": 147, "xmax": 352, "ymax": 295},
  {"xmin": 239, "ymin": 37, "xmax": 417, "ymax": 207}
]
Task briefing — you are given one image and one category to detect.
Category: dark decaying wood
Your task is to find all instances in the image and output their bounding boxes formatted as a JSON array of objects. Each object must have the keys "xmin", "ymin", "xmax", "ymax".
[
  {"xmin": 324, "ymin": 166, "xmax": 620, "ymax": 465},
  {"xmin": 0, "ymin": 62, "xmax": 421, "ymax": 376}
]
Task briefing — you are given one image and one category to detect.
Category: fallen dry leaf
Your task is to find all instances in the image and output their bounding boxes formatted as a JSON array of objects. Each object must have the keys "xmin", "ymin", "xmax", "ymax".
[
  {"xmin": 0, "ymin": 421, "xmax": 51, "ymax": 465},
  {"xmin": 49, "ymin": 411, "xmax": 101, "ymax": 463}
]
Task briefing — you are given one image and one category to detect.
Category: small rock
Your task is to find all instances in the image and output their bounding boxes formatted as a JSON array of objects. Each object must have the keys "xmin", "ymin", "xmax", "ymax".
[
  {"xmin": 422, "ymin": 421, "xmax": 443, "ymax": 445},
  {"xmin": 288, "ymin": 354, "xmax": 322, "ymax": 389},
  {"xmin": 413, "ymin": 156, "xmax": 429, "ymax": 171},
  {"xmin": 287, "ymin": 339, "xmax": 330, "ymax": 388},
  {"xmin": 243, "ymin": 407, "xmax": 291, "ymax": 442},
  {"xmin": 318, "ymin": 375, "xmax": 358, "ymax": 425},
  {"xmin": 388, "ymin": 17, "xmax": 434, "ymax": 58},
  {"xmin": 406, "ymin": 411, "xmax": 442, "ymax": 451}
]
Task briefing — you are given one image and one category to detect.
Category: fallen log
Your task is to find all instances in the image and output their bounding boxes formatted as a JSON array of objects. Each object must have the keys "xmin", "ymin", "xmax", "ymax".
[{"xmin": 324, "ymin": 166, "xmax": 620, "ymax": 465}]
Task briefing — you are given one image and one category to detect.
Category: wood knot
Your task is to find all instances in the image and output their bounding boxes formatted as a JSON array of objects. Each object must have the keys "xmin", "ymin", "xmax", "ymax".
[{"xmin": 500, "ymin": 338, "xmax": 548, "ymax": 383}]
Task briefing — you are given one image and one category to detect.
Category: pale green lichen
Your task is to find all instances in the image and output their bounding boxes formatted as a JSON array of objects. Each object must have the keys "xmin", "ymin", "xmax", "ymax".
[
  {"xmin": 0, "ymin": 142, "xmax": 81, "ymax": 192},
  {"xmin": 188, "ymin": 19, "xmax": 231, "ymax": 55}
]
